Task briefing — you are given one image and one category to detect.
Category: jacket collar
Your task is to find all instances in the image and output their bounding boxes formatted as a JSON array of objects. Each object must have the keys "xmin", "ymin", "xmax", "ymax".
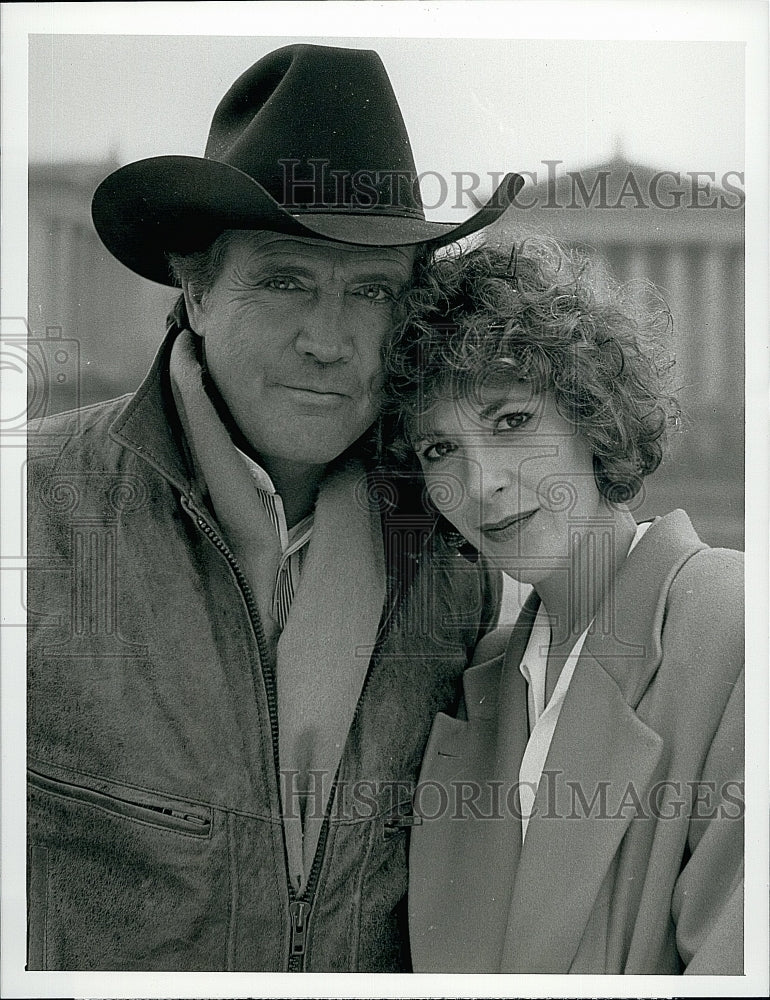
[
  {"xmin": 499, "ymin": 645, "xmax": 664, "ymax": 972},
  {"xmin": 109, "ymin": 326, "xmax": 195, "ymax": 497},
  {"xmin": 459, "ymin": 510, "xmax": 705, "ymax": 721}
]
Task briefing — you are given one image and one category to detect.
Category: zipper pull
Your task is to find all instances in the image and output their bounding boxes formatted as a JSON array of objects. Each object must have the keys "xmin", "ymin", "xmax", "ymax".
[
  {"xmin": 169, "ymin": 809, "xmax": 208, "ymax": 826},
  {"xmin": 289, "ymin": 900, "xmax": 311, "ymax": 956},
  {"xmin": 383, "ymin": 813, "xmax": 422, "ymax": 838}
]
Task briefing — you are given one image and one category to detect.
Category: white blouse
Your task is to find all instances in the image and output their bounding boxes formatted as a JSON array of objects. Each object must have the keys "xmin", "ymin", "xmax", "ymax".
[{"xmin": 517, "ymin": 520, "xmax": 652, "ymax": 839}]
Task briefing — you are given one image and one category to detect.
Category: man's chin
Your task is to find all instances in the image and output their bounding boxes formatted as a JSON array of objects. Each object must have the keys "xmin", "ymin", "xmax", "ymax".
[{"xmin": 253, "ymin": 437, "xmax": 374, "ymax": 475}]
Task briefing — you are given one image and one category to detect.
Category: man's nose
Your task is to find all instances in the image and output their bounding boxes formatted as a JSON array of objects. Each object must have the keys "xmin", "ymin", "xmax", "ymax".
[{"xmin": 293, "ymin": 290, "xmax": 354, "ymax": 364}]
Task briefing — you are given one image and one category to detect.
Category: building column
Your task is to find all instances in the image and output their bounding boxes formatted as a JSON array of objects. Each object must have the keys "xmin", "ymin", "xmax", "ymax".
[
  {"xmin": 699, "ymin": 248, "xmax": 728, "ymax": 400},
  {"xmin": 662, "ymin": 246, "xmax": 697, "ymax": 396}
]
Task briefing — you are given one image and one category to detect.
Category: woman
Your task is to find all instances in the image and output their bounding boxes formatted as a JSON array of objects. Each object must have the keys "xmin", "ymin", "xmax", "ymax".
[{"xmin": 383, "ymin": 240, "xmax": 743, "ymax": 974}]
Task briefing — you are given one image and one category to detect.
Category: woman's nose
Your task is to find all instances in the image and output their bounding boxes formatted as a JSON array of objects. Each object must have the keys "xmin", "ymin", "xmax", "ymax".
[{"xmin": 463, "ymin": 447, "xmax": 514, "ymax": 502}]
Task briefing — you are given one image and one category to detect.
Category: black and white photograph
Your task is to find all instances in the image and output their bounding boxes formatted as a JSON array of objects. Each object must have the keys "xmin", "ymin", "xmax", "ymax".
[{"xmin": 1, "ymin": 1, "xmax": 768, "ymax": 997}]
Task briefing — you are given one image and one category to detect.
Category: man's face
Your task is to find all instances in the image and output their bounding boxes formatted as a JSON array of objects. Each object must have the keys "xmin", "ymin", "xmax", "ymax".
[{"xmin": 186, "ymin": 232, "xmax": 416, "ymax": 471}]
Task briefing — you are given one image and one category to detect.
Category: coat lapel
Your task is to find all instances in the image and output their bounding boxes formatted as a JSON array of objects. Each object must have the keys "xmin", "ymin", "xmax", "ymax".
[
  {"xmin": 499, "ymin": 648, "xmax": 664, "ymax": 972},
  {"xmin": 409, "ymin": 597, "xmax": 537, "ymax": 972}
]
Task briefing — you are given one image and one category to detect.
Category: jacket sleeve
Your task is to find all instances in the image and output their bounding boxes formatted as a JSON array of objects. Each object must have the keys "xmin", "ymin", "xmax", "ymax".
[{"xmin": 671, "ymin": 665, "xmax": 745, "ymax": 975}]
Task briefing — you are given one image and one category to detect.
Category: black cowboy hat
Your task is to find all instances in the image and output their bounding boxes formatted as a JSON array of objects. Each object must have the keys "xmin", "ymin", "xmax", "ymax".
[{"xmin": 92, "ymin": 43, "xmax": 524, "ymax": 286}]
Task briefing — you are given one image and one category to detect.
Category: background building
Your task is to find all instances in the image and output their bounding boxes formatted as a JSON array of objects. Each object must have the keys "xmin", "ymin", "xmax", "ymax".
[
  {"xmin": 28, "ymin": 159, "xmax": 178, "ymax": 407},
  {"xmin": 28, "ymin": 154, "xmax": 744, "ymax": 551}
]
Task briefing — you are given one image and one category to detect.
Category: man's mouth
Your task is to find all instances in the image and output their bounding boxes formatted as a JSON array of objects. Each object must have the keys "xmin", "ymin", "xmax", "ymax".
[
  {"xmin": 281, "ymin": 384, "xmax": 352, "ymax": 405},
  {"xmin": 479, "ymin": 508, "xmax": 538, "ymax": 538}
]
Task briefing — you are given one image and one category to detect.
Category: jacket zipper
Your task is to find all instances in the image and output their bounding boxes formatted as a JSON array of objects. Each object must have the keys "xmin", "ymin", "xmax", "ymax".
[
  {"xmin": 284, "ymin": 562, "xmax": 409, "ymax": 968},
  {"xmin": 286, "ymin": 506, "xmax": 431, "ymax": 963},
  {"xmin": 183, "ymin": 494, "xmax": 422, "ymax": 971},
  {"xmin": 182, "ymin": 496, "xmax": 307, "ymax": 966}
]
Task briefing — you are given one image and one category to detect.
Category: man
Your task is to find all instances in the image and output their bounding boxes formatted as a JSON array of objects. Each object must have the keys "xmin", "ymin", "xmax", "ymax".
[{"xmin": 26, "ymin": 44, "xmax": 522, "ymax": 971}]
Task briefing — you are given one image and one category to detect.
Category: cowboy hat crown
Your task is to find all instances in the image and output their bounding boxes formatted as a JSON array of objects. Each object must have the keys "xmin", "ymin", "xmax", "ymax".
[{"xmin": 92, "ymin": 43, "xmax": 523, "ymax": 285}]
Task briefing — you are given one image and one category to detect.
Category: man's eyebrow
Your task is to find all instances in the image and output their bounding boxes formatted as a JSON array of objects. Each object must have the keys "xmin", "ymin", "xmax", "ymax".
[
  {"xmin": 245, "ymin": 253, "xmax": 411, "ymax": 283},
  {"xmin": 349, "ymin": 269, "xmax": 412, "ymax": 285},
  {"xmin": 244, "ymin": 253, "xmax": 313, "ymax": 273}
]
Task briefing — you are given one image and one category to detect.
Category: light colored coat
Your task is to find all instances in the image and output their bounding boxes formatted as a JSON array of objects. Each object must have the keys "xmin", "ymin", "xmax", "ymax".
[{"xmin": 409, "ymin": 510, "xmax": 744, "ymax": 974}]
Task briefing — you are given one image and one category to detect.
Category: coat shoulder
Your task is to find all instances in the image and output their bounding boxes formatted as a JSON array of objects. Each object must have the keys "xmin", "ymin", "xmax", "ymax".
[
  {"xmin": 27, "ymin": 395, "xmax": 134, "ymax": 474},
  {"xmin": 28, "ymin": 393, "xmax": 132, "ymax": 438},
  {"xmin": 666, "ymin": 544, "xmax": 744, "ymax": 629},
  {"xmin": 658, "ymin": 543, "xmax": 744, "ymax": 699}
]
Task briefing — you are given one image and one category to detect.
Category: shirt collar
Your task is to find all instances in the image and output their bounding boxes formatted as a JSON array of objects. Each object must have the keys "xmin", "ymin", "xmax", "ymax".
[{"xmin": 236, "ymin": 446, "xmax": 279, "ymax": 494}]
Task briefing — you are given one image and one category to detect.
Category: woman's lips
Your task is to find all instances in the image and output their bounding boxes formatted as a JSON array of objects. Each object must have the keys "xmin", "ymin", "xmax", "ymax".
[{"xmin": 479, "ymin": 508, "xmax": 538, "ymax": 540}]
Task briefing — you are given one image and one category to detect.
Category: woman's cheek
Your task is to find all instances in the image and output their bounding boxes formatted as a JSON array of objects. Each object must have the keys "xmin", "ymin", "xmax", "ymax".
[{"xmin": 424, "ymin": 470, "xmax": 460, "ymax": 517}]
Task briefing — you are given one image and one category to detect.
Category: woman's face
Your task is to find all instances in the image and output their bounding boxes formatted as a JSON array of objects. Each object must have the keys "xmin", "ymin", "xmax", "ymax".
[{"xmin": 413, "ymin": 379, "xmax": 612, "ymax": 585}]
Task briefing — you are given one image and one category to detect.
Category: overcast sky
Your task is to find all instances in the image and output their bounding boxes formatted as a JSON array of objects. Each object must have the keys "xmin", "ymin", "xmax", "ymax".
[{"xmin": 28, "ymin": 32, "xmax": 745, "ymax": 219}]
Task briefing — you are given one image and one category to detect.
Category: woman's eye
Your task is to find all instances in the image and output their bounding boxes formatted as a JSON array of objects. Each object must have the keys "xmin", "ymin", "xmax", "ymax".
[
  {"xmin": 356, "ymin": 284, "xmax": 393, "ymax": 302},
  {"xmin": 420, "ymin": 441, "xmax": 457, "ymax": 462},
  {"xmin": 495, "ymin": 411, "xmax": 532, "ymax": 432}
]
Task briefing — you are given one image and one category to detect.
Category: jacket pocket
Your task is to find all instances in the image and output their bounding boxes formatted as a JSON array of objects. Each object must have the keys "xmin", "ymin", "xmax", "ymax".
[
  {"xmin": 28, "ymin": 766, "xmax": 211, "ymax": 837},
  {"xmin": 27, "ymin": 764, "xmax": 227, "ymax": 970}
]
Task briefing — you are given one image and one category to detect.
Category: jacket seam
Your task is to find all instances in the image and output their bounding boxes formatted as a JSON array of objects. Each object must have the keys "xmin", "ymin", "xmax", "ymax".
[
  {"xmin": 658, "ymin": 544, "xmax": 710, "ymax": 634},
  {"xmin": 348, "ymin": 819, "xmax": 373, "ymax": 971},
  {"xmin": 29, "ymin": 392, "xmax": 132, "ymax": 429},
  {"xmin": 226, "ymin": 811, "xmax": 237, "ymax": 970}
]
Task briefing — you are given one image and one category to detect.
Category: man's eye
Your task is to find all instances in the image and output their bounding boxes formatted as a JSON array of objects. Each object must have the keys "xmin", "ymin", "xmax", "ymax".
[
  {"xmin": 495, "ymin": 411, "xmax": 532, "ymax": 432},
  {"xmin": 264, "ymin": 276, "xmax": 299, "ymax": 291},
  {"xmin": 356, "ymin": 284, "xmax": 394, "ymax": 302},
  {"xmin": 420, "ymin": 441, "xmax": 457, "ymax": 462}
]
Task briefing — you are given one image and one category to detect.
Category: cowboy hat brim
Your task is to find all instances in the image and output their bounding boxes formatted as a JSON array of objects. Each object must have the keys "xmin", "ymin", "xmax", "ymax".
[{"xmin": 92, "ymin": 156, "xmax": 524, "ymax": 286}]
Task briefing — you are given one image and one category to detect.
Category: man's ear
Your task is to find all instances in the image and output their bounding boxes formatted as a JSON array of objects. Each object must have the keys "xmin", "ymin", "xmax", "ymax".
[{"xmin": 182, "ymin": 280, "xmax": 207, "ymax": 336}]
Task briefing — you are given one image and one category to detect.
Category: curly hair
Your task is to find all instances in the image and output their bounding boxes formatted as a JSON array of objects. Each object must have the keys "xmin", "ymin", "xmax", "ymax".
[{"xmin": 383, "ymin": 238, "xmax": 681, "ymax": 502}]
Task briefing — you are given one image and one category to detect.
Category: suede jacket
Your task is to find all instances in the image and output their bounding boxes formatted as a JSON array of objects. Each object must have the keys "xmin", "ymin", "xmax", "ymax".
[{"xmin": 26, "ymin": 330, "xmax": 501, "ymax": 972}]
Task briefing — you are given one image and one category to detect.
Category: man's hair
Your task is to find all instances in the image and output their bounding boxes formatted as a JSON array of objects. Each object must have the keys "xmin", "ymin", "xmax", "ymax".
[
  {"xmin": 383, "ymin": 238, "xmax": 681, "ymax": 502},
  {"xmin": 166, "ymin": 230, "xmax": 243, "ymax": 292}
]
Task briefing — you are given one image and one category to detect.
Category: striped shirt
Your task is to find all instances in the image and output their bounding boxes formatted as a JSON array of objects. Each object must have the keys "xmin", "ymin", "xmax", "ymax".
[{"xmin": 237, "ymin": 449, "xmax": 313, "ymax": 629}]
